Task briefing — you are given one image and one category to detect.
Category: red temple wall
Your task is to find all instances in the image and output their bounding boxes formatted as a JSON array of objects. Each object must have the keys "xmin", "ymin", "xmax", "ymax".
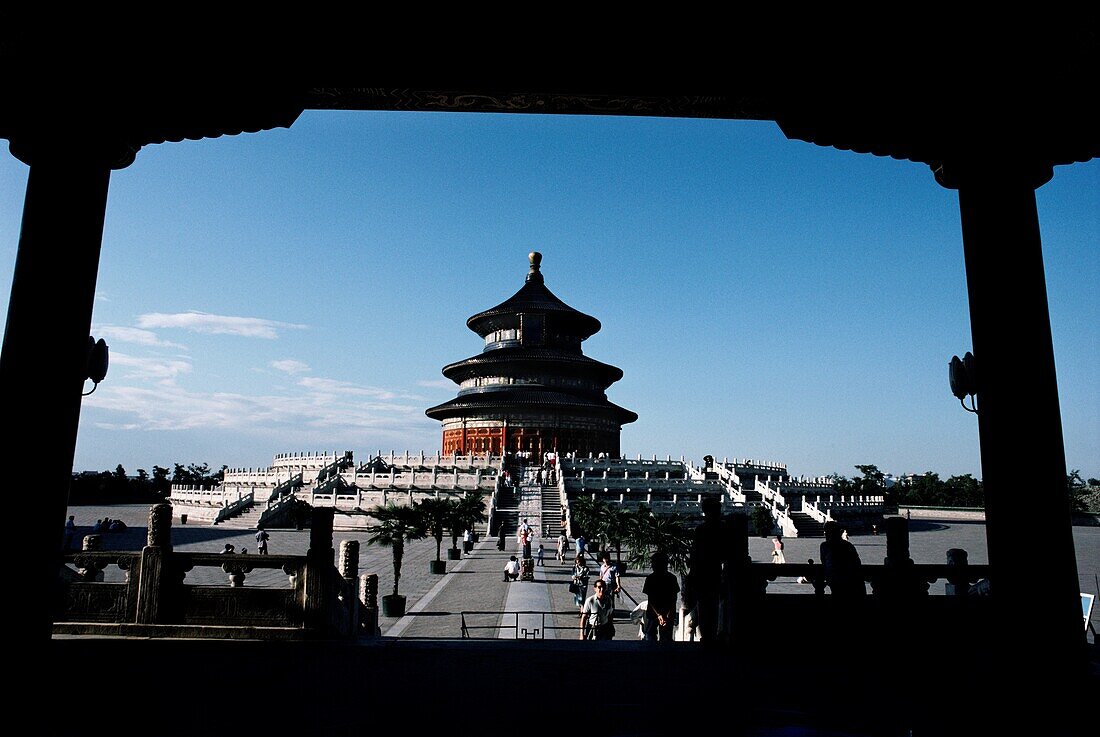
[{"xmin": 442, "ymin": 426, "xmax": 619, "ymax": 458}]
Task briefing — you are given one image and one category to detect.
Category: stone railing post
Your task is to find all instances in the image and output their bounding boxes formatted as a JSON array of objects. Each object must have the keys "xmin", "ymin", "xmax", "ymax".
[
  {"xmin": 339, "ymin": 539, "xmax": 360, "ymax": 632},
  {"xmin": 339, "ymin": 540, "xmax": 359, "ymax": 581},
  {"xmin": 359, "ymin": 572, "xmax": 380, "ymax": 637},
  {"xmin": 77, "ymin": 534, "xmax": 105, "ymax": 581},
  {"xmin": 135, "ymin": 503, "xmax": 173, "ymax": 623},
  {"xmin": 302, "ymin": 507, "xmax": 336, "ymax": 633},
  {"xmin": 874, "ymin": 516, "xmax": 928, "ymax": 600},
  {"xmin": 945, "ymin": 548, "xmax": 970, "ymax": 596}
]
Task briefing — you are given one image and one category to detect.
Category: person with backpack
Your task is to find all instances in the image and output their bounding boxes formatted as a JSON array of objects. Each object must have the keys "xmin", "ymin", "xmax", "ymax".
[{"xmin": 256, "ymin": 527, "xmax": 270, "ymax": 555}]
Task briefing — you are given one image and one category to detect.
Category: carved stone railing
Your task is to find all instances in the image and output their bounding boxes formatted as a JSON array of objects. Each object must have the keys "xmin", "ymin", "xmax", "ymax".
[
  {"xmin": 213, "ymin": 491, "xmax": 255, "ymax": 525},
  {"xmin": 55, "ymin": 504, "xmax": 364, "ymax": 639},
  {"xmin": 711, "ymin": 515, "xmax": 994, "ymax": 641},
  {"xmin": 371, "ymin": 451, "xmax": 504, "ymax": 470},
  {"xmin": 256, "ymin": 473, "xmax": 304, "ymax": 529}
]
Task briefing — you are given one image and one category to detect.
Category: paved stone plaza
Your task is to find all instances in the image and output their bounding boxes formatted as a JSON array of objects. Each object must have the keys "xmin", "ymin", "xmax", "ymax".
[{"xmin": 64, "ymin": 504, "xmax": 1099, "ymax": 641}]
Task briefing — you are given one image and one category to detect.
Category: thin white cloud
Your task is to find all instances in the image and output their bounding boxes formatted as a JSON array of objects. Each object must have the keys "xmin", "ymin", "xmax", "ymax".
[
  {"xmin": 82, "ymin": 349, "xmax": 436, "ymax": 444},
  {"xmin": 94, "ymin": 422, "xmax": 142, "ymax": 431},
  {"xmin": 109, "ymin": 353, "xmax": 192, "ymax": 382},
  {"xmin": 137, "ymin": 311, "xmax": 308, "ymax": 339},
  {"xmin": 95, "ymin": 325, "xmax": 187, "ymax": 350},
  {"xmin": 417, "ymin": 379, "xmax": 454, "ymax": 390},
  {"xmin": 297, "ymin": 377, "xmax": 424, "ymax": 401},
  {"xmin": 83, "ymin": 383, "xmax": 430, "ymax": 436},
  {"xmin": 271, "ymin": 359, "xmax": 311, "ymax": 375}
]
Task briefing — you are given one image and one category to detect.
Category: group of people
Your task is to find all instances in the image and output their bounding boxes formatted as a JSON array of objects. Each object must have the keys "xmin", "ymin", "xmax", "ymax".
[
  {"xmin": 220, "ymin": 527, "xmax": 271, "ymax": 556},
  {"xmin": 63, "ymin": 514, "xmax": 127, "ymax": 551},
  {"xmin": 92, "ymin": 517, "xmax": 126, "ymax": 533},
  {"xmin": 503, "ymin": 499, "xmax": 867, "ymax": 645},
  {"xmin": 577, "ymin": 549, "xmax": 679, "ymax": 643}
]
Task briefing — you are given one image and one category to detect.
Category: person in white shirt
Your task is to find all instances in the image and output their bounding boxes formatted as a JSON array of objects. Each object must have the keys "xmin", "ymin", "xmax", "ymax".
[{"xmin": 503, "ymin": 555, "xmax": 520, "ymax": 582}]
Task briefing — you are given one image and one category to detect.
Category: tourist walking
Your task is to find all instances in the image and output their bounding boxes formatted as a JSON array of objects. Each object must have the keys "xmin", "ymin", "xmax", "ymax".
[
  {"xmin": 642, "ymin": 551, "xmax": 680, "ymax": 643},
  {"xmin": 556, "ymin": 532, "xmax": 567, "ymax": 563},
  {"xmin": 772, "ymin": 536, "xmax": 785, "ymax": 564},
  {"xmin": 536, "ymin": 544, "xmax": 545, "ymax": 566},
  {"xmin": 598, "ymin": 551, "xmax": 622, "ymax": 609},
  {"xmin": 580, "ymin": 580, "xmax": 615, "ymax": 640},
  {"xmin": 575, "ymin": 534, "xmax": 586, "ymax": 559},
  {"xmin": 571, "ymin": 554, "xmax": 590, "ymax": 608},
  {"xmin": 256, "ymin": 527, "xmax": 270, "ymax": 555},
  {"xmin": 518, "ymin": 518, "xmax": 533, "ymax": 559},
  {"xmin": 519, "ymin": 527, "xmax": 532, "ymax": 559}
]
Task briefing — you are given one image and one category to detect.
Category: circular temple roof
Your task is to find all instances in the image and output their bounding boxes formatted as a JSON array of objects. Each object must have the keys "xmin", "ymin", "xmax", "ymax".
[{"xmin": 466, "ymin": 252, "xmax": 601, "ymax": 339}]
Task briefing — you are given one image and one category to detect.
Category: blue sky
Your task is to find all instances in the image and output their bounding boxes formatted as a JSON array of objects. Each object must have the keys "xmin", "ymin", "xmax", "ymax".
[{"xmin": 2, "ymin": 111, "xmax": 1096, "ymax": 479}]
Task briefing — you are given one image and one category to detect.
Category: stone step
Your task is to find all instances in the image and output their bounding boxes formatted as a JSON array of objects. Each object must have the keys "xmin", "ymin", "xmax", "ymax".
[
  {"xmin": 213, "ymin": 505, "xmax": 262, "ymax": 529},
  {"xmin": 789, "ymin": 511, "xmax": 825, "ymax": 538}
]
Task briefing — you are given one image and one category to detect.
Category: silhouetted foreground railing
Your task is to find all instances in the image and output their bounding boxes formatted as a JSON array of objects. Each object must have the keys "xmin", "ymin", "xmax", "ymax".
[
  {"xmin": 460, "ymin": 610, "xmax": 582, "ymax": 639},
  {"xmin": 54, "ymin": 504, "xmax": 379, "ymax": 640}
]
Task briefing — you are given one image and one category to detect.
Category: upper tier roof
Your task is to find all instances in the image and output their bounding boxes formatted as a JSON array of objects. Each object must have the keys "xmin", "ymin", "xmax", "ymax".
[{"xmin": 466, "ymin": 252, "xmax": 601, "ymax": 339}]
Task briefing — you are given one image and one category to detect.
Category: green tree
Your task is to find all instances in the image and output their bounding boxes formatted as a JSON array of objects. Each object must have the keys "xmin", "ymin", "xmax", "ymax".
[
  {"xmin": 365, "ymin": 503, "xmax": 425, "ymax": 597},
  {"xmin": 830, "ymin": 474, "xmax": 854, "ymax": 495},
  {"xmin": 750, "ymin": 505, "xmax": 773, "ymax": 537},
  {"xmin": 112, "ymin": 464, "xmax": 129, "ymax": 498},
  {"xmin": 569, "ymin": 496, "xmax": 609, "ymax": 544},
  {"xmin": 1067, "ymin": 469, "xmax": 1088, "ymax": 513},
  {"xmin": 599, "ymin": 504, "xmax": 636, "ymax": 567},
  {"xmin": 900, "ymin": 472, "xmax": 941, "ymax": 506},
  {"xmin": 450, "ymin": 491, "xmax": 487, "ymax": 550},
  {"xmin": 151, "ymin": 466, "xmax": 171, "ymax": 496},
  {"xmin": 625, "ymin": 505, "xmax": 691, "ymax": 575},
  {"xmin": 417, "ymin": 496, "xmax": 456, "ymax": 563},
  {"xmin": 944, "ymin": 474, "xmax": 983, "ymax": 507}
]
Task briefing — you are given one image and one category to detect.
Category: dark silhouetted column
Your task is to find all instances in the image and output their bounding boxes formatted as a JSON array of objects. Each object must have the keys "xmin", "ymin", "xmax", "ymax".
[
  {"xmin": 2, "ymin": 150, "xmax": 112, "ymax": 641},
  {"xmin": 946, "ymin": 161, "xmax": 1084, "ymax": 678}
]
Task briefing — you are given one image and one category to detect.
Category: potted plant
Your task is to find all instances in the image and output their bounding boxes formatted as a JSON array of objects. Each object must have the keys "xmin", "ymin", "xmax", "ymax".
[
  {"xmin": 445, "ymin": 496, "xmax": 464, "ymax": 560},
  {"xmin": 454, "ymin": 491, "xmax": 487, "ymax": 555},
  {"xmin": 365, "ymin": 502, "xmax": 425, "ymax": 617},
  {"xmin": 418, "ymin": 496, "xmax": 455, "ymax": 574}
]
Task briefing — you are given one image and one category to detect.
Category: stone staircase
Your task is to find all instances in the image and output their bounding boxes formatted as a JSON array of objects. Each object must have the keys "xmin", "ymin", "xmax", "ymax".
[
  {"xmin": 493, "ymin": 484, "xmax": 519, "ymax": 537},
  {"xmin": 540, "ymin": 484, "xmax": 563, "ymax": 536},
  {"xmin": 789, "ymin": 510, "xmax": 825, "ymax": 538},
  {"xmin": 213, "ymin": 504, "xmax": 262, "ymax": 529}
]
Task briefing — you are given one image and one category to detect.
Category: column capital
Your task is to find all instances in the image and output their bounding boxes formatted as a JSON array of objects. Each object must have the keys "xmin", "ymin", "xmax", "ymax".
[
  {"xmin": 931, "ymin": 155, "xmax": 1054, "ymax": 191},
  {"xmin": 7, "ymin": 131, "xmax": 141, "ymax": 170}
]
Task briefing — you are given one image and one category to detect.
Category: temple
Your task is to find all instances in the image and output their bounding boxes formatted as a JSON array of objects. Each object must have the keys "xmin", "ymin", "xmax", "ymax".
[
  {"xmin": 426, "ymin": 252, "xmax": 637, "ymax": 457},
  {"xmin": 5, "ymin": 63, "xmax": 1096, "ymax": 733}
]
